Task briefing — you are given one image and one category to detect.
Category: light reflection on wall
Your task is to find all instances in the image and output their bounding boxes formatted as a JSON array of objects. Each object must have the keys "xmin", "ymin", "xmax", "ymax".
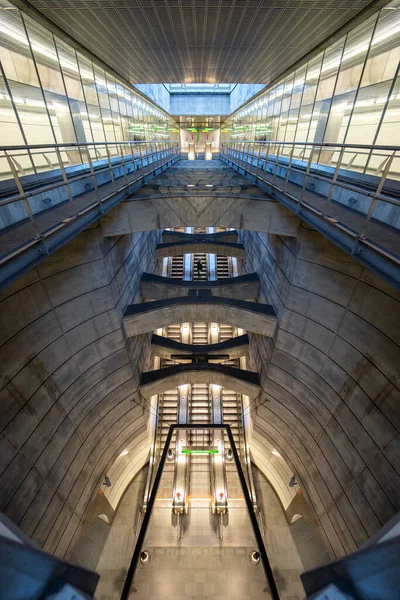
[
  {"xmin": 225, "ymin": 0, "xmax": 400, "ymax": 172},
  {"xmin": 0, "ymin": 0, "xmax": 173, "ymax": 155}
]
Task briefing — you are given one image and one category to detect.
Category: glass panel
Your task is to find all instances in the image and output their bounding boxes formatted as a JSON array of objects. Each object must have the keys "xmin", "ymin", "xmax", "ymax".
[
  {"xmin": 132, "ymin": 97, "xmax": 145, "ymax": 141},
  {"xmin": 77, "ymin": 52, "xmax": 105, "ymax": 142},
  {"xmin": 372, "ymin": 73, "xmax": 400, "ymax": 177},
  {"xmin": 285, "ymin": 66, "xmax": 306, "ymax": 143},
  {"xmin": 55, "ymin": 37, "xmax": 91, "ymax": 143},
  {"xmin": 94, "ymin": 66, "xmax": 115, "ymax": 142},
  {"xmin": 310, "ymin": 38, "xmax": 346, "ymax": 146},
  {"xmin": 296, "ymin": 53, "xmax": 324, "ymax": 143},
  {"xmin": 346, "ymin": 2, "xmax": 400, "ymax": 146},
  {"xmin": 0, "ymin": 76, "xmax": 25, "ymax": 147},
  {"xmin": 324, "ymin": 18, "xmax": 376, "ymax": 146},
  {"xmin": 23, "ymin": 15, "xmax": 77, "ymax": 146},
  {"xmin": 106, "ymin": 73, "xmax": 122, "ymax": 142},
  {"xmin": 0, "ymin": 7, "xmax": 55, "ymax": 145},
  {"xmin": 277, "ymin": 74, "xmax": 295, "ymax": 147}
]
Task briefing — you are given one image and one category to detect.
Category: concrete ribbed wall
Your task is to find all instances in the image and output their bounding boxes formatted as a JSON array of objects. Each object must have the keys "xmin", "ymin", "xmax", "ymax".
[
  {"xmin": 241, "ymin": 224, "xmax": 400, "ymax": 559},
  {"xmin": 0, "ymin": 222, "xmax": 160, "ymax": 559}
]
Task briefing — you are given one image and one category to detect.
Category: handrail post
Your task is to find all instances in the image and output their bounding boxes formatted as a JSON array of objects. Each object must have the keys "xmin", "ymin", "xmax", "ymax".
[
  {"xmin": 144, "ymin": 143, "xmax": 150, "ymax": 174},
  {"xmin": 5, "ymin": 152, "xmax": 42, "ymax": 240},
  {"xmin": 54, "ymin": 147, "xmax": 78, "ymax": 217},
  {"xmin": 323, "ymin": 146, "xmax": 345, "ymax": 216},
  {"xmin": 83, "ymin": 146, "xmax": 102, "ymax": 207},
  {"xmin": 272, "ymin": 144, "xmax": 281, "ymax": 187},
  {"xmin": 138, "ymin": 144, "xmax": 144, "ymax": 172},
  {"xmin": 284, "ymin": 145, "xmax": 295, "ymax": 193},
  {"xmin": 119, "ymin": 144, "xmax": 128, "ymax": 187},
  {"xmin": 250, "ymin": 142, "xmax": 256, "ymax": 173},
  {"xmin": 300, "ymin": 146, "xmax": 315, "ymax": 205},
  {"xmin": 264, "ymin": 143, "xmax": 270, "ymax": 175},
  {"xmin": 358, "ymin": 151, "xmax": 395, "ymax": 240},
  {"xmin": 129, "ymin": 143, "xmax": 136, "ymax": 171},
  {"xmin": 252, "ymin": 143, "xmax": 256, "ymax": 167},
  {"xmin": 105, "ymin": 144, "xmax": 116, "ymax": 187}
]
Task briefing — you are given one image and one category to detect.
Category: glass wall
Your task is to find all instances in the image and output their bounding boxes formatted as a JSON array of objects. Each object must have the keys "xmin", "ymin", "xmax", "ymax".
[
  {"xmin": 226, "ymin": 0, "xmax": 400, "ymax": 171},
  {"xmin": 0, "ymin": 0, "xmax": 172, "ymax": 160}
]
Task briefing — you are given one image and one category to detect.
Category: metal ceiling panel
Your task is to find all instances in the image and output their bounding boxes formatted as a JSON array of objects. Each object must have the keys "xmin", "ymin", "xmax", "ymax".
[{"xmin": 24, "ymin": 0, "xmax": 378, "ymax": 84}]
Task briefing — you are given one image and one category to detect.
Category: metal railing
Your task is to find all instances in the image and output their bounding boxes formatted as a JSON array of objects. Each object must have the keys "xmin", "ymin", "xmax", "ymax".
[
  {"xmin": 221, "ymin": 141, "xmax": 400, "ymax": 284},
  {"xmin": 120, "ymin": 423, "xmax": 280, "ymax": 600},
  {"xmin": 0, "ymin": 140, "xmax": 179, "ymax": 280}
]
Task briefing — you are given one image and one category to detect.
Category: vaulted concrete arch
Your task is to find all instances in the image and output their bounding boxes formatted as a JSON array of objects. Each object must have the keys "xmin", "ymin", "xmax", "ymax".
[
  {"xmin": 139, "ymin": 364, "xmax": 260, "ymax": 400},
  {"xmin": 123, "ymin": 297, "xmax": 277, "ymax": 338},
  {"xmin": 100, "ymin": 192, "xmax": 300, "ymax": 237},
  {"xmin": 155, "ymin": 239, "xmax": 245, "ymax": 259},
  {"xmin": 0, "ymin": 224, "xmax": 158, "ymax": 560},
  {"xmin": 243, "ymin": 224, "xmax": 400, "ymax": 560},
  {"xmin": 151, "ymin": 333, "xmax": 249, "ymax": 360},
  {"xmin": 140, "ymin": 272, "xmax": 259, "ymax": 300}
]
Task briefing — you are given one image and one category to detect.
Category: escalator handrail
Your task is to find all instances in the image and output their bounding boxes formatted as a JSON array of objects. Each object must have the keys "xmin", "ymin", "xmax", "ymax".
[{"xmin": 119, "ymin": 423, "xmax": 280, "ymax": 600}]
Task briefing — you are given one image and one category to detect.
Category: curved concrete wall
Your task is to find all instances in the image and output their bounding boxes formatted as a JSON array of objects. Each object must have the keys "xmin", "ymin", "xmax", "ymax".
[
  {"xmin": 241, "ymin": 224, "xmax": 400, "ymax": 559},
  {"xmin": 0, "ymin": 223, "xmax": 160, "ymax": 558}
]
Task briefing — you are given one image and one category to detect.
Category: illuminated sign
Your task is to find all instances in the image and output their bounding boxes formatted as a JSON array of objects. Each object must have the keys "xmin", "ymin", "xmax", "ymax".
[{"xmin": 182, "ymin": 448, "xmax": 219, "ymax": 454}]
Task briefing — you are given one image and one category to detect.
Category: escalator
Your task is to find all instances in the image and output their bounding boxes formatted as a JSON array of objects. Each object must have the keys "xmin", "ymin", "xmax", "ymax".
[
  {"xmin": 189, "ymin": 383, "xmax": 212, "ymax": 501},
  {"xmin": 192, "ymin": 252, "xmax": 208, "ymax": 280},
  {"xmin": 216, "ymin": 254, "xmax": 230, "ymax": 278},
  {"xmin": 156, "ymin": 389, "xmax": 179, "ymax": 499},
  {"xmin": 168, "ymin": 255, "xmax": 184, "ymax": 279},
  {"xmin": 146, "ymin": 227, "xmax": 256, "ymax": 541}
]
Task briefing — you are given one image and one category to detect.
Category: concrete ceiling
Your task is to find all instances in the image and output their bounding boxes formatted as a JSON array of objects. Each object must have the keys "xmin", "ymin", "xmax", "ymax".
[{"xmin": 23, "ymin": 0, "xmax": 377, "ymax": 84}]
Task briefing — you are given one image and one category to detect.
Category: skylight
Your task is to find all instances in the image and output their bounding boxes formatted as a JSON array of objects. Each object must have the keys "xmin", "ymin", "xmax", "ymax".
[{"xmin": 166, "ymin": 83, "xmax": 236, "ymax": 93}]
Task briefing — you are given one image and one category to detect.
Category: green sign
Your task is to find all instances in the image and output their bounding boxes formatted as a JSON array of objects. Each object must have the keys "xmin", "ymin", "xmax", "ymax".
[{"xmin": 182, "ymin": 449, "xmax": 219, "ymax": 454}]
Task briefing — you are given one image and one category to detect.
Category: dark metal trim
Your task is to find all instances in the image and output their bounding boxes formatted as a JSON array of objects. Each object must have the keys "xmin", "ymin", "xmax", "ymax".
[{"xmin": 120, "ymin": 423, "xmax": 280, "ymax": 600}]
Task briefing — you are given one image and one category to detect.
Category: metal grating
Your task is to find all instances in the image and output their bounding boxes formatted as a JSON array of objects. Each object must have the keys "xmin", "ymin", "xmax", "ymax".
[{"xmin": 26, "ymin": 0, "xmax": 375, "ymax": 84}]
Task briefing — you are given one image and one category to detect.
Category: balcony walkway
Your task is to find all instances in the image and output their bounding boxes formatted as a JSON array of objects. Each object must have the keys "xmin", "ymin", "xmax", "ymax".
[
  {"xmin": 0, "ymin": 145, "xmax": 178, "ymax": 289},
  {"xmin": 221, "ymin": 146, "xmax": 400, "ymax": 288}
]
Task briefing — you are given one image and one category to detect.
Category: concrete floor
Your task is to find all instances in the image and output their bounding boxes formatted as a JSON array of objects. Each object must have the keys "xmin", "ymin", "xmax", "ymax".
[{"xmin": 95, "ymin": 465, "xmax": 305, "ymax": 600}]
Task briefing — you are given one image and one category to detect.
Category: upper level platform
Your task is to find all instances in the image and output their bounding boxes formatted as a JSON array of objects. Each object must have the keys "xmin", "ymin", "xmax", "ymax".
[
  {"xmin": 161, "ymin": 229, "xmax": 239, "ymax": 244},
  {"xmin": 123, "ymin": 296, "xmax": 277, "ymax": 338},
  {"xmin": 155, "ymin": 238, "xmax": 245, "ymax": 259},
  {"xmin": 0, "ymin": 141, "xmax": 179, "ymax": 291},
  {"xmin": 151, "ymin": 333, "xmax": 249, "ymax": 361},
  {"xmin": 0, "ymin": 140, "xmax": 400, "ymax": 291},
  {"xmin": 140, "ymin": 272, "xmax": 259, "ymax": 301},
  {"xmin": 221, "ymin": 141, "xmax": 400, "ymax": 289}
]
